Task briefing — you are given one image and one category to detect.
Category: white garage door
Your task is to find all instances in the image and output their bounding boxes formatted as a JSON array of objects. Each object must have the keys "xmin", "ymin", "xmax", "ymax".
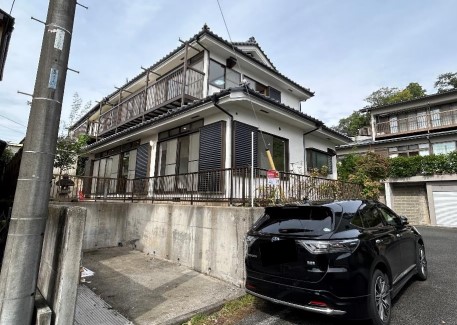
[{"xmin": 433, "ymin": 191, "xmax": 457, "ymax": 227}]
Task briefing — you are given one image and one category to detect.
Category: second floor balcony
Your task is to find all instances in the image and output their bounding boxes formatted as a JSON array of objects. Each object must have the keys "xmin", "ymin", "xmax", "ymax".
[
  {"xmin": 375, "ymin": 107, "xmax": 457, "ymax": 138},
  {"xmin": 72, "ymin": 66, "xmax": 204, "ymax": 138}
]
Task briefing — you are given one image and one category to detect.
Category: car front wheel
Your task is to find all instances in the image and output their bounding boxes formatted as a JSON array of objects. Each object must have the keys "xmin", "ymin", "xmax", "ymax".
[
  {"xmin": 416, "ymin": 244, "xmax": 427, "ymax": 281},
  {"xmin": 369, "ymin": 269, "xmax": 391, "ymax": 325}
]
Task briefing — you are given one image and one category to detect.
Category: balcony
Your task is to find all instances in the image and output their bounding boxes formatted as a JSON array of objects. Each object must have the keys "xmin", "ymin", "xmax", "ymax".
[
  {"xmin": 376, "ymin": 108, "xmax": 457, "ymax": 138},
  {"xmin": 72, "ymin": 67, "xmax": 204, "ymax": 139}
]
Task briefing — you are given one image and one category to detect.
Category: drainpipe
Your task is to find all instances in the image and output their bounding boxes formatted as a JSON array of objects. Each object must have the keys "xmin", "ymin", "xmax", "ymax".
[
  {"xmin": 303, "ymin": 123, "xmax": 323, "ymax": 173},
  {"xmin": 211, "ymin": 94, "xmax": 234, "ymax": 168},
  {"xmin": 211, "ymin": 94, "xmax": 234, "ymax": 205}
]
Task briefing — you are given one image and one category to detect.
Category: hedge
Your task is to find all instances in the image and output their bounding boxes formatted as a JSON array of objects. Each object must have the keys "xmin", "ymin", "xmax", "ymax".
[{"xmin": 389, "ymin": 151, "xmax": 457, "ymax": 178}]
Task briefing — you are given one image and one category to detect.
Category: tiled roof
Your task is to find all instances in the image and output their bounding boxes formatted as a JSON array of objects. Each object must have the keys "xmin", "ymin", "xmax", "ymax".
[
  {"xmin": 84, "ymin": 87, "xmax": 348, "ymax": 151},
  {"xmin": 231, "ymin": 36, "xmax": 277, "ymax": 70},
  {"xmin": 72, "ymin": 25, "xmax": 314, "ymax": 128},
  {"xmin": 337, "ymin": 129, "xmax": 457, "ymax": 149},
  {"xmin": 360, "ymin": 88, "xmax": 457, "ymax": 112}
]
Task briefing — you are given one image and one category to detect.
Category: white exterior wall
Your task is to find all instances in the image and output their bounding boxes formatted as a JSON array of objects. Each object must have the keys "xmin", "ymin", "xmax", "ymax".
[
  {"xmin": 233, "ymin": 108, "xmax": 305, "ymax": 173},
  {"xmin": 305, "ymin": 134, "xmax": 337, "ymax": 179},
  {"xmin": 207, "ymin": 52, "xmax": 302, "ymax": 110},
  {"xmin": 141, "ymin": 134, "xmax": 158, "ymax": 177}
]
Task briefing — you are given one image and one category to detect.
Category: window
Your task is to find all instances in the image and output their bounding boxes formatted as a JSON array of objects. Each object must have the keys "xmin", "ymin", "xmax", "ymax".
[
  {"xmin": 226, "ymin": 69, "xmax": 241, "ymax": 88},
  {"xmin": 258, "ymin": 132, "xmax": 288, "ymax": 172},
  {"xmin": 388, "ymin": 143, "xmax": 429, "ymax": 158},
  {"xmin": 268, "ymin": 87, "xmax": 281, "ymax": 102},
  {"xmin": 359, "ymin": 205, "xmax": 384, "ymax": 228},
  {"xmin": 389, "ymin": 116, "xmax": 398, "ymax": 133},
  {"xmin": 209, "ymin": 60, "xmax": 225, "ymax": 88},
  {"xmin": 431, "ymin": 109, "xmax": 441, "ymax": 127},
  {"xmin": 432, "ymin": 142, "xmax": 456, "ymax": 155},
  {"xmin": 209, "ymin": 60, "xmax": 241, "ymax": 89},
  {"xmin": 157, "ymin": 133, "xmax": 200, "ymax": 176},
  {"xmin": 378, "ymin": 206, "xmax": 399, "ymax": 226},
  {"xmin": 306, "ymin": 148, "xmax": 332, "ymax": 174},
  {"xmin": 244, "ymin": 76, "xmax": 267, "ymax": 95}
]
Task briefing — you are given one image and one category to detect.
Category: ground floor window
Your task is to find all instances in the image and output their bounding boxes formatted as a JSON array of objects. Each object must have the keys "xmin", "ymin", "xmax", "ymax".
[
  {"xmin": 157, "ymin": 133, "xmax": 200, "ymax": 176},
  {"xmin": 257, "ymin": 132, "xmax": 288, "ymax": 172},
  {"xmin": 388, "ymin": 143, "xmax": 429, "ymax": 158},
  {"xmin": 306, "ymin": 148, "xmax": 332, "ymax": 174},
  {"xmin": 432, "ymin": 142, "xmax": 456, "ymax": 155}
]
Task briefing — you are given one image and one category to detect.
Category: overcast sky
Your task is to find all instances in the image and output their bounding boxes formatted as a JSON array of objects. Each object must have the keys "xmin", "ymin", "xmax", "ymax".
[{"xmin": 1, "ymin": 0, "xmax": 456, "ymax": 143}]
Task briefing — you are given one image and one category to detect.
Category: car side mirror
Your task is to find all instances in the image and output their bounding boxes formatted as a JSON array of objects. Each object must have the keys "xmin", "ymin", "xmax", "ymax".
[{"xmin": 399, "ymin": 216, "xmax": 409, "ymax": 226}]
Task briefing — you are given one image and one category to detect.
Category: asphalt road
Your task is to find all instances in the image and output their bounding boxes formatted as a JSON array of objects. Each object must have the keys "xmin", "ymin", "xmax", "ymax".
[{"xmin": 237, "ymin": 226, "xmax": 457, "ymax": 325}]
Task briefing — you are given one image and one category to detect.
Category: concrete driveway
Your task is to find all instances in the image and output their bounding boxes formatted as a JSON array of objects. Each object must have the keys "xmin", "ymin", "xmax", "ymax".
[
  {"xmin": 236, "ymin": 226, "xmax": 457, "ymax": 325},
  {"xmin": 78, "ymin": 246, "xmax": 243, "ymax": 325}
]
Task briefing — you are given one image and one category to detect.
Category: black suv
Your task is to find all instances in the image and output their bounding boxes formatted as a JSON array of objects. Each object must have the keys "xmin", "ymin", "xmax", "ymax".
[{"xmin": 245, "ymin": 200, "xmax": 427, "ymax": 325}]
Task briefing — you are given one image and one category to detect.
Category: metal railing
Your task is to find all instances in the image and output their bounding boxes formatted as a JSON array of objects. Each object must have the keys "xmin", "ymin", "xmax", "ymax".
[
  {"xmin": 97, "ymin": 67, "xmax": 204, "ymax": 135},
  {"xmin": 50, "ymin": 168, "xmax": 363, "ymax": 206},
  {"xmin": 376, "ymin": 108, "xmax": 457, "ymax": 136}
]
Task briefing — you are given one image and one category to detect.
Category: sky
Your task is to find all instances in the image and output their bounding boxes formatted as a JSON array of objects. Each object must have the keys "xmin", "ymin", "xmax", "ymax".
[{"xmin": 1, "ymin": 0, "xmax": 457, "ymax": 143}]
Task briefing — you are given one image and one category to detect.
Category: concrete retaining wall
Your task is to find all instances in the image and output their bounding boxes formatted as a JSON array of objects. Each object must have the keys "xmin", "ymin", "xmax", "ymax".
[
  {"xmin": 77, "ymin": 202, "xmax": 263, "ymax": 286},
  {"xmin": 37, "ymin": 205, "xmax": 86, "ymax": 325}
]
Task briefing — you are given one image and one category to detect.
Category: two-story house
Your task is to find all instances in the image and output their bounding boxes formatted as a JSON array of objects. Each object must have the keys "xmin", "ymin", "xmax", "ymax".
[
  {"xmin": 70, "ymin": 25, "xmax": 351, "ymax": 203},
  {"xmin": 337, "ymin": 89, "xmax": 457, "ymax": 226}
]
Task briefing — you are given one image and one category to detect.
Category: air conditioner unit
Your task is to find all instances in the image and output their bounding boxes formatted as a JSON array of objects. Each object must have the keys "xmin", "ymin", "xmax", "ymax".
[{"xmin": 358, "ymin": 126, "xmax": 372, "ymax": 136}]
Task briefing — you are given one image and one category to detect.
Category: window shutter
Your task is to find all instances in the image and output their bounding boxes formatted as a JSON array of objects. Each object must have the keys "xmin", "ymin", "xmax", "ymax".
[
  {"xmin": 135, "ymin": 143, "xmax": 149, "ymax": 178},
  {"xmin": 199, "ymin": 121, "xmax": 226, "ymax": 192},
  {"xmin": 233, "ymin": 121, "xmax": 258, "ymax": 168},
  {"xmin": 199, "ymin": 121, "xmax": 226, "ymax": 171}
]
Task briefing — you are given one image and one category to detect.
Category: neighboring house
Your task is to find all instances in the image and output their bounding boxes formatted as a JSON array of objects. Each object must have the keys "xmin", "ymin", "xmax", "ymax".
[
  {"xmin": 337, "ymin": 89, "xmax": 457, "ymax": 227},
  {"xmin": 69, "ymin": 25, "xmax": 351, "ymax": 202},
  {"xmin": 0, "ymin": 8, "xmax": 14, "ymax": 81}
]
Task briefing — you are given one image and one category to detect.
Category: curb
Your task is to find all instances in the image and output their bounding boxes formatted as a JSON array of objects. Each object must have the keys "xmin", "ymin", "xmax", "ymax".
[{"xmin": 163, "ymin": 292, "xmax": 246, "ymax": 325}]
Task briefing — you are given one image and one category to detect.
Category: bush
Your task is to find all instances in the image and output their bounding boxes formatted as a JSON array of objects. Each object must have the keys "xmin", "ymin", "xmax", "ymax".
[{"xmin": 390, "ymin": 152, "xmax": 457, "ymax": 178}]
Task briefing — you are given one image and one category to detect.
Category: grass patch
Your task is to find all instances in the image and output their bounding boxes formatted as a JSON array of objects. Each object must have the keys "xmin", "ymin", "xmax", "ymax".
[{"xmin": 184, "ymin": 294, "xmax": 258, "ymax": 325}]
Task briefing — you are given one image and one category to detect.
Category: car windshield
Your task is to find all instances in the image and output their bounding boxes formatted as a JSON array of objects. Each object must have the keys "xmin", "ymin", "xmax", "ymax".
[{"xmin": 253, "ymin": 206, "xmax": 334, "ymax": 236}]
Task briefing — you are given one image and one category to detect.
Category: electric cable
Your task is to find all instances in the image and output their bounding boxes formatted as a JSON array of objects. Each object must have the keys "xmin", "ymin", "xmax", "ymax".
[
  {"xmin": 215, "ymin": 0, "xmax": 268, "ymax": 149},
  {"xmin": 0, "ymin": 113, "xmax": 27, "ymax": 127},
  {"xmin": 10, "ymin": 0, "xmax": 16, "ymax": 15}
]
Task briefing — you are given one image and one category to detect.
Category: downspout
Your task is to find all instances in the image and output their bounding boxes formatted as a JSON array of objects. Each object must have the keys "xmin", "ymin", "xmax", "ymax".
[
  {"xmin": 303, "ymin": 123, "xmax": 323, "ymax": 173},
  {"xmin": 211, "ymin": 94, "xmax": 234, "ymax": 205}
]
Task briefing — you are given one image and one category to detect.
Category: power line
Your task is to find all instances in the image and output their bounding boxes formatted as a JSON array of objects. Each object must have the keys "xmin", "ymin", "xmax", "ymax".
[
  {"xmin": 215, "ymin": 0, "xmax": 268, "ymax": 148},
  {"xmin": 0, "ymin": 113, "xmax": 26, "ymax": 127},
  {"xmin": 0, "ymin": 124, "xmax": 25, "ymax": 134},
  {"xmin": 10, "ymin": 0, "xmax": 16, "ymax": 15}
]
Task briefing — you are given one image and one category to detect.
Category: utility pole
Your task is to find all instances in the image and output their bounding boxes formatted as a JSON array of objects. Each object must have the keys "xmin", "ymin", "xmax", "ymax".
[{"xmin": 0, "ymin": 0, "xmax": 77, "ymax": 323}]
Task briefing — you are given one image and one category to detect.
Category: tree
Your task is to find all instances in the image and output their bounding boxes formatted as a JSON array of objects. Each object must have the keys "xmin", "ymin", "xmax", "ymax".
[
  {"xmin": 364, "ymin": 82, "xmax": 426, "ymax": 108},
  {"xmin": 333, "ymin": 111, "xmax": 370, "ymax": 137},
  {"xmin": 434, "ymin": 72, "xmax": 457, "ymax": 93},
  {"xmin": 365, "ymin": 87, "xmax": 400, "ymax": 107},
  {"xmin": 60, "ymin": 92, "xmax": 92, "ymax": 134},
  {"xmin": 54, "ymin": 134, "xmax": 89, "ymax": 174},
  {"xmin": 338, "ymin": 152, "xmax": 389, "ymax": 200}
]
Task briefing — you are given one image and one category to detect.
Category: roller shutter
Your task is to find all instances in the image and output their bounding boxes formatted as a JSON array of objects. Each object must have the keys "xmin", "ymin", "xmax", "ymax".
[{"xmin": 433, "ymin": 191, "xmax": 457, "ymax": 227}]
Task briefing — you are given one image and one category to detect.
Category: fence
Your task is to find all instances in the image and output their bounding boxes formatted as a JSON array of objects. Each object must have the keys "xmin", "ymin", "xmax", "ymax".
[{"xmin": 50, "ymin": 167, "xmax": 363, "ymax": 206}]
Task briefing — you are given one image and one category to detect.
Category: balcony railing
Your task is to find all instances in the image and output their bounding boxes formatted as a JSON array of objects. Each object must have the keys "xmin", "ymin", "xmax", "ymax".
[
  {"xmin": 69, "ymin": 67, "xmax": 205, "ymax": 139},
  {"xmin": 96, "ymin": 67, "xmax": 204, "ymax": 136},
  {"xmin": 50, "ymin": 167, "xmax": 363, "ymax": 206},
  {"xmin": 376, "ymin": 108, "xmax": 457, "ymax": 137}
]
